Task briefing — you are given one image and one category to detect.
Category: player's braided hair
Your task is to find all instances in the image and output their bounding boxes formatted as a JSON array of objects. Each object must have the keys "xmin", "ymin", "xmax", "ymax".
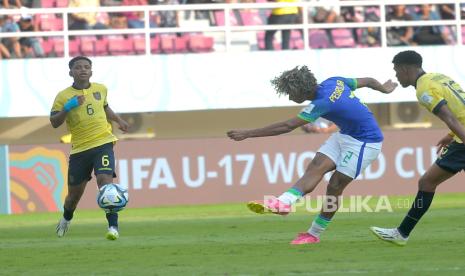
[{"xmin": 270, "ymin": 66, "xmax": 317, "ymax": 98}]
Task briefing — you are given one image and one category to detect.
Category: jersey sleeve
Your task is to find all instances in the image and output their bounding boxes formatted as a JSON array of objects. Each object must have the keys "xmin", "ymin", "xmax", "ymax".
[
  {"xmin": 417, "ymin": 84, "xmax": 446, "ymax": 114},
  {"xmin": 297, "ymin": 101, "xmax": 328, "ymax": 122},
  {"xmin": 51, "ymin": 92, "xmax": 65, "ymax": 114},
  {"xmin": 341, "ymin": 78, "xmax": 358, "ymax": 91}
]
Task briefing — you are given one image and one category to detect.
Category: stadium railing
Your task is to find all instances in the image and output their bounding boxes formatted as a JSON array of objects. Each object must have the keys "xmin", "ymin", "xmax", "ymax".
[{"xmin": 0, "ymin": 0, "xmax": 464, "ymax": 57}]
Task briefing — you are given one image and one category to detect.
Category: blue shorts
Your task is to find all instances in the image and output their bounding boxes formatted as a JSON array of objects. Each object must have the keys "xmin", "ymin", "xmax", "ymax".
[
  {"xmin": 68, "ymin": 142, "xmax": 116, "ymax": 186},
  {"xmin": 435, "ymin": 141, "xmax": 465, "ymax": 174}
]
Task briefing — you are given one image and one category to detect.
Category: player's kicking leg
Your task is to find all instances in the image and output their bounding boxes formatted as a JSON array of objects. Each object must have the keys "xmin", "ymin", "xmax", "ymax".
[{"xmin": 247, "ymin": 152, "xmax": 335, "ymax": 216}]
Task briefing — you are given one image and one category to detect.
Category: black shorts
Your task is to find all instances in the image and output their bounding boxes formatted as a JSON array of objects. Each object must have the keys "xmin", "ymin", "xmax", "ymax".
[
  {"xmin": 435, "ymin": 141, "xmax": 465, "ymax": 174},
  {"xmin": 68, "ymin": 142, "xmax": 116, "ymax": 186}
]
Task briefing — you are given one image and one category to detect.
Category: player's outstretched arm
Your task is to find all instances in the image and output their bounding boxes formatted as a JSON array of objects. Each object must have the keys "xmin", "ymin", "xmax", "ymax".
[
  {"xmin": 434, "ymin": 104, "xmax": 465, "ymax": 144},
  {"xmin": 356, "ymin": 78, "xmax": 398, "ymax": 94},
  {"xmin": 227, "ymin": 117, "xmax": 308, "ymax": 141},
  {"xmin": 104, "ymin": 105, "xmax": 129, "ymax": 133}
]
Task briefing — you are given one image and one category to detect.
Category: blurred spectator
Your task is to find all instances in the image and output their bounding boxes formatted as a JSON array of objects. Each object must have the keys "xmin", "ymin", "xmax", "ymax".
[
  {"xmin": 2, "ymin": 0, "xmax": 22, "ymax": 8},
  {"xmin": 412, "ymin": 4, "xmax": 448, "ymax": 45},
  {"xmin": 18, "ymin": 14, "xmax": 44, "ymax": 57},
  {"xmin": 122, "ymin": 0, "xmax": 147, "ymax": 28},
  {"xmin": 386, "ymin": 5, "xmax": 414, "ymax": 46},
  {"xmin": 439, "ymin": 4, "xmax": 455, "ymax": 19},
  {"xmin": 264, "ymin": 0, "xmax": 300, "ymax": 50},
  {"xmin": 301, "ymin": 118, "xmax": 338, "ymax": 134},
  {"xmin": 110, "ymin": 13, "xmax": 128, "ymax": 29},
  {"xmin": 309, "ymin": 1, "xmax": 343, "ymax": 46},
  {"xmin": 68, "ymin": 0, "xmax": 109, "ymax": 30},
  {"xmin": 153, "ymin": 0, "xmax": 180, "ymax": 29},
  {"xmin": 357, "ymin": 6, "xmax": 380, "ymax": 47},
  {"xmin": 0, "ymin": 15, "xmax": 22, "ymax": 58}
]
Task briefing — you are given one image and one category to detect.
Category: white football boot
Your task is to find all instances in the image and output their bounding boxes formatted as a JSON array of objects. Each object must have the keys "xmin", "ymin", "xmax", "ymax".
[
  {"xmin": 56, "ymin": 218, "xmax": 71, "ymax": 238},
  {"xmin": 370, "ymin": 226, "xmax": 408, "ymax": 246},
  {"xmin": 106, "ymin": 226, "xmax": 119, "ymax": 240}
]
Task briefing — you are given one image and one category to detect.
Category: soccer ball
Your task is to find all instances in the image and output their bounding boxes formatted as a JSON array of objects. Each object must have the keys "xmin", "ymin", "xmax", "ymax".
[{"xmin": 96, "ymin": 183, "xmax": 129, "ymax": 213}]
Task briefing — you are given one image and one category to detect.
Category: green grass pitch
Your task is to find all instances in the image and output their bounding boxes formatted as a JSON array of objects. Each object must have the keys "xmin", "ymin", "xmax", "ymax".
[{"xmin": 1, "ymin": 193, "xmax": 465, "ymax": 275}]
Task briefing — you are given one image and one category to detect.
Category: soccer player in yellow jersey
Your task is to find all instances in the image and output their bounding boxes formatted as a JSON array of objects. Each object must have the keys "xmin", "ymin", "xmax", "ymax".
[
  {"xmin": 371, "ymin": 50, "xmax": 465, "ymax": 246},
  {"xmin": 50, "ymin": 56, "xmax": 129, "ymax": 240}
]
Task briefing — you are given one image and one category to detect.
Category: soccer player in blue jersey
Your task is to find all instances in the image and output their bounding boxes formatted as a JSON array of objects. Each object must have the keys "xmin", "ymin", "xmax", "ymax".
[
  {"xmin": 227, "ymin": 66, "xmax": 398, "ymax": 244},
  {"xmin": 371, "ymin": 51, "xmax": 465, "ymax": 246}
]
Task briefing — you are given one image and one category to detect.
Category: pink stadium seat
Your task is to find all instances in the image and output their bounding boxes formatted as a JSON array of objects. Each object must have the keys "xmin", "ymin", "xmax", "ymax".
[
  {"xmin": 188, "ymin": 35, "xmax": 213, "ymax": 53},
  {"xmin": 53, "ymin": 38, "xmax": 64, "ymax": 57},
  {"xmin": 41, "ymin": 0, "xmax": 55, "ymax": 8},
  {"xmin": 133, "ymin": 36, "xmax": 146, "ymax": 54},
  {"xmin": 330, "ymin": 29, "xmax": 356, "ymax": 48},
  {"xmin": 174, "ymin": 36, "xmax": 189, "ymax": 53},
  {"xmin": 80, "ymin": 36, "xmax": 96, "ymax": 56},
  {"xmin": 240, "ymin": 10, "xmax": 263, "ymax": 25},
  {"xmin": 41, "ymin": 39, "xmax": 54, "ymax": 57},
  {"xmin": 150, "ymin": 36, "xmax": 160, "ymax": 54},
  {"xmin": 40, "ymin": 17, "xmax": 63, "ymax": 31},
  {"xmin": 256, "ymin": 31, "xmax": 265, "ymax": 49},
  {"xmin": 69, "ymin": 39, "xmax": 80, "ymax": 56},
  {"xmin": 309, "ymin": 29, "xmax": 330, "ymax": 49},
  {"xmin": 55, "ymin": 0, "xmax": 68, "ymax": 7},
  {"xmin": 108, "ymin": 37, "xmax": 134, "ymax": 55},
  {"xmin": 214, "ymin": 11, "xmax": 238, "ymax": 26},
  {"xmin": 94, "ymin": 38, "xmax": 108, "ymax": 56},
  {"xmin": 290, "ymin": 30, "xmax": 303, "ymax": 49},
  {"xmin": 160, "ymin": 35, "xmax": 176, "ymax": 54},
  {"xmin": 461, "ymin": 26, "xmax": 465, "ymax": 43}
]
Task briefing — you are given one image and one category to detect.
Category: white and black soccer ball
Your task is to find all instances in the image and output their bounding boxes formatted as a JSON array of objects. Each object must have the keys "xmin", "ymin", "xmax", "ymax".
[{"xmin": 96, "ymin": 183, "xmax": 129, "ymax": 213}]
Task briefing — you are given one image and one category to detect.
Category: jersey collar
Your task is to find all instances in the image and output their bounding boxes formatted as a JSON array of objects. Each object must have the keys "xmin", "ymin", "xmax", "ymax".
[
  {"xmin": 72, "ymin": 82, "xmax": 91, "ymax": 90},
  {"xmin": 414, "ymin": 72, "xmax": 426, "ymax": 88}
]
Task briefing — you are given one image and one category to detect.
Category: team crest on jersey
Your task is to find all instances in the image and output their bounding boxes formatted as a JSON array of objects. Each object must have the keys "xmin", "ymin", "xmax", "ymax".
[
  {"xmin": 420, "ymin": 92, "xmax": 432, "ymax": 104},
  {"xmin": 93, "ymin": 92, "xmax": 101, "ymax": 100}
]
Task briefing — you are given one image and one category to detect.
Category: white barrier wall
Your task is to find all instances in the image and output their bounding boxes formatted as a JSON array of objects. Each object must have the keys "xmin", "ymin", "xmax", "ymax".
[{"xmin": 2, "ymin": 46, "xmax": 465, "ymax": 118}]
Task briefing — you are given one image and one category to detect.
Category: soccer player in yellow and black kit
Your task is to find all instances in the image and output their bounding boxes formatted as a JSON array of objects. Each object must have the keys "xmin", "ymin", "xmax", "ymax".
[
  {"xmin": 371, "ymin": 50, "xmax": 465, "ymax": 246},
  {"xmin": 50, "ymin": 56, "xmax": 129, "ymax": 240}
]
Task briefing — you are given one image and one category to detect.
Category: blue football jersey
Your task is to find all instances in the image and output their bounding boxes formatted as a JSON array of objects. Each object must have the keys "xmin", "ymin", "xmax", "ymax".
[{"xmin": 298, "ymin": 77, "xmax": 383, "ymax": 143}]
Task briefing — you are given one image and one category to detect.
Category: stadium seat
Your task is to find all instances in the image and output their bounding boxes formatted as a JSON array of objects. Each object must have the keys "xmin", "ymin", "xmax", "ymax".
[
  {"xmin": 53, "ymin": 38, "xmax": 64, "ymax": 57},
  {"xmin": 290, "ymin": 30, "xmax": 304, "ymax": 49},
  {"xmin": 240, "ymin": 10, "xmax": 263, "ymax": 26},
  {"xmin": 160, "ymin": 35, "xmax": 176, "ymax": 54},
  {"xmin": 150, "ymin": 36, "xmax": 161, "ymax": 54},
  {"xmin": 331, "ymin": 29, "xmax": 356, "ymax": 48},
  {"xmin": 41, "ymin": 0, "xmax": 55, "ymax": 8},
  {"xmin": 108, "ymin": 37, "xmax": 134, "ymax": 55},
  {"xmin": 309, "ymin": 29, "xmax": 331, "ymax": 49},
  {"xmin": 214, "ymin": 11, "xmax": 239, "ymax": 26},
  {"xmin": 69, "ymin": 39, "xmax": 80, "ymax": 56},
  {"xmin": 188, "ymin": 35, "xmax": 214, "ymax": 53},
  {"xmin": 41, "ymin": 39, "xmax": 54, "ymax": 57},
  {"xmin": 80, "ymin": 36, "xmax": 96, "ymax": 56},
  {"xmin": 94, "ymin": 38, "xmax": 109, "ymax": 56},
  {"xmin": 174, "ymin": 35, "xmax": 189, "ymax": 53},
  {"xmin": 133, "ymin": 36, "xmax": 146, "ymax": 54},
  {"xmin": 55, "ymin": 0, "xmax": 68, "ymax": 7},
  {"xmin": 40, "ymin": 17, "xmax": 63, "ymax": 31}
]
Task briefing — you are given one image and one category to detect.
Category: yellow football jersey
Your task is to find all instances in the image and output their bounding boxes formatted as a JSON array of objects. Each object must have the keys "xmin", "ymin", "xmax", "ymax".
[
  {"xmin": 51, "ymin": 82, "xmax": 117, "ymax": 154},
  {"xmin": 272, "ymin": 0, "xmax": 299, "ymax": 16},
  {"xmin": 416, "ymin": 73, "xmax": 465, "ymax": 142}
]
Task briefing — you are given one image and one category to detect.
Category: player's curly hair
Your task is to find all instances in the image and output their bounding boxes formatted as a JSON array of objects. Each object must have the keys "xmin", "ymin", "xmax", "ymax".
[
  {"xmin": 270, "ymin": 66, "xmax": 318, "ymax": 98},
  {"xmin": 392, "ymin": 50, "xmax": 422, "ymax": 67}
]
